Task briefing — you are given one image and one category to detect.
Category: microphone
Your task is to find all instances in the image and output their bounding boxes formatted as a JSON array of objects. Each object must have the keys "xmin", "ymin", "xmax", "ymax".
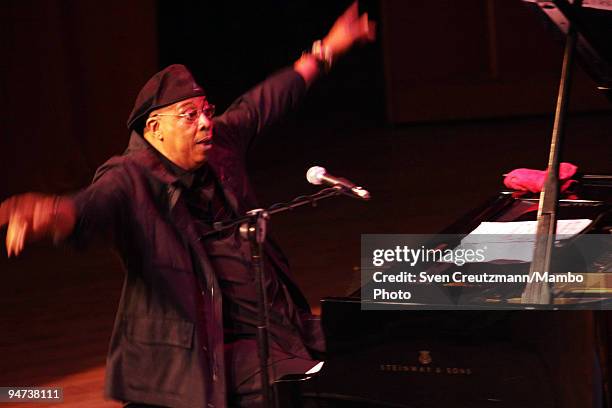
[{"xmin": 306, "ymin": 166, "xmax": 371, "ymax": 200}]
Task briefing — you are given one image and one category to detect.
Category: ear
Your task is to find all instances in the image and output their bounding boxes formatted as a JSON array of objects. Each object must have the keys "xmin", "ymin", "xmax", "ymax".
[{"xmin": 145, "ymin": 116, "xmax": 159, "ymax": 134}]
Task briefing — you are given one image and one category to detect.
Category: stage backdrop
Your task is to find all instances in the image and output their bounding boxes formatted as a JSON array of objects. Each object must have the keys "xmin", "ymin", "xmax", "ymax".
[{"xmin": 380, "ymin": 0, "xmax": 611, "ymax": 123}]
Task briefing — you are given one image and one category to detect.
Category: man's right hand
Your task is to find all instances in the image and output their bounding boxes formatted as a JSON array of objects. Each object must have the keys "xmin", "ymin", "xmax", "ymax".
[{"xmin": 0, "ymin": 193, "xmax": 76, "ymax": 257}]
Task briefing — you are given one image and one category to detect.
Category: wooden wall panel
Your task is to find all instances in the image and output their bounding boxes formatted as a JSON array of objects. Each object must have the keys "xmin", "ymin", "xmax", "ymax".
[
  {"xmin": 0, "ymin": 0, "xmax": 158, "ymax": 196},
  {"xmin": 381, "ymin": 0, "xmax": 610, "ymax": 123}
]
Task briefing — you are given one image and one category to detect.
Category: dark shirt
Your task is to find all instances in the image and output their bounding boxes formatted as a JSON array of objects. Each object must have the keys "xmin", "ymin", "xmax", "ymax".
[{"xmin": 145, "ymin": 140, "xmax": 291, "ymax": 342}]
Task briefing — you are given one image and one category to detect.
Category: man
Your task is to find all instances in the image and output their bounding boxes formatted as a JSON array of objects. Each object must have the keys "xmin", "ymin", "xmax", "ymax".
[{"xmin": 0, "ymin": 3, "xmax": 374, "ymax": 407}]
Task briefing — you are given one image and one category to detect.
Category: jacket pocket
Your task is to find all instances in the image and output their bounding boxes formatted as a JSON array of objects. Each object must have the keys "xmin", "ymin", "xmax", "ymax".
[{"xmin": 124, "ymin": 317, "xmax": 194, "ymax": 349}]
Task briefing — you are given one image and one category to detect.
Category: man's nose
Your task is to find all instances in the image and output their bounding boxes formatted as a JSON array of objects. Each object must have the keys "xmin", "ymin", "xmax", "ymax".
[{"xmin": 198, "ymin": 112, "xmax": 212, "ymax": 130}]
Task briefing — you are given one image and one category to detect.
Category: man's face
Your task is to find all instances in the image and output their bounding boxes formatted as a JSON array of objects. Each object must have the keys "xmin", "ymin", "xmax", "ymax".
[{"xmin": 148, "ymin": 96, "xmax": 214, "ymax": 171}]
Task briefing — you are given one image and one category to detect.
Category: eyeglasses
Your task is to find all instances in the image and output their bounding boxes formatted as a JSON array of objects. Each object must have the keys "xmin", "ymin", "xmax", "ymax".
[{"xmin": 152, "ymin": 104, "xmax": 216, "ymax": 122}]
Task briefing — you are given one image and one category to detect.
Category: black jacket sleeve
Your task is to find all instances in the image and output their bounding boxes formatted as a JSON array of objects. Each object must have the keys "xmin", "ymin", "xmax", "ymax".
[
  {"xmin": 68, "ymin": 159, "xmax": 132, "ymax": 248},
  {"xmin": 212, "ymin": 67, "xmax": 307, "ymax": 157}
]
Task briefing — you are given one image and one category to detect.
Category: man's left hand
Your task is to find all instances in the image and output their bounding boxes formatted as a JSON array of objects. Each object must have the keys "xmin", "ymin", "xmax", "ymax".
[{"xmin": 323, "ymin": 1, "xmax": 376, "ymax": 59}]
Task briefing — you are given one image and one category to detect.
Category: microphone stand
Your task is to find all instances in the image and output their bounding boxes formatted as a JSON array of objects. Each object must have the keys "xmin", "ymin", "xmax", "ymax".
[{"xmin": 203, "ymin": 186, "xmax": 358, "ymax": 408}]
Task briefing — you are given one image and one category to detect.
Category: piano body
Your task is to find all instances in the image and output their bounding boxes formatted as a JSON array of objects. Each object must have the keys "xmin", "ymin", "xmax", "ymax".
[
  {"xmin": 275, "ymin": 178, "xmax": 612, "ymax": 408},
  {"xmin": 275, "ymin": 1, "xmax": 612, "ymax": 407}
]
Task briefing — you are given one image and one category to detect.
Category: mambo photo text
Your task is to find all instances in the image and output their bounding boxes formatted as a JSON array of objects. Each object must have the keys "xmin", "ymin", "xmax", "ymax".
[{"xmin": 368, "ymin": 246, "xmax": 583, "ymax": 302}]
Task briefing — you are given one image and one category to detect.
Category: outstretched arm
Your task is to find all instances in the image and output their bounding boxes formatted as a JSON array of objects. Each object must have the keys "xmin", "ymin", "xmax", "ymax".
[
  {"xmin": 0, "ymin": 160, "xmax": 131, "ymax": 257},
  {"xmin": 0, "ymin": 193, "xmax": 76, "ymax": 257},
  {"xmin": 294, "ymin": 1, "xmax": 376, "ymax": 87},
  {"xmin": 216, "ymin": 2, "xmax": 376, "ymax": 154}
]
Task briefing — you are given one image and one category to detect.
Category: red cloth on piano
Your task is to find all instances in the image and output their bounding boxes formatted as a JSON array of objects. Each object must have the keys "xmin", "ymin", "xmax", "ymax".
[{"xmin": 503, "ymin": 162, "xmax": 578, "ymax": 193}]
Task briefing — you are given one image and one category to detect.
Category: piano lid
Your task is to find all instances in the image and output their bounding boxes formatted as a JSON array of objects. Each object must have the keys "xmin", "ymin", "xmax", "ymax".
[{"xmin": 523, "ymin": 0, "xmax": 612, "ymax": 102}]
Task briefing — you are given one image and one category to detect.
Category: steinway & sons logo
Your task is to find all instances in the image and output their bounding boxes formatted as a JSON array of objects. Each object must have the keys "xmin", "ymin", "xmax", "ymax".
[{"xmin": 380, "ymin": 350, "xmax": 472, "ymax": 375}]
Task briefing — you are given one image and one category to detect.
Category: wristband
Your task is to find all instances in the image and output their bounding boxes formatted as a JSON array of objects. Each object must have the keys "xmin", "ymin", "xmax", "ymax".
[{"xmin": 304, "ymin": 40, "xmax": 333, "ymax": 72}]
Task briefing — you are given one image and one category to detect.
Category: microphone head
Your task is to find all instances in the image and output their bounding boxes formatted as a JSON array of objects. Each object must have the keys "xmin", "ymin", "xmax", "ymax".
[{"xmin": 306, "ymin": 166, "xmax": 326, "ymax": 185}]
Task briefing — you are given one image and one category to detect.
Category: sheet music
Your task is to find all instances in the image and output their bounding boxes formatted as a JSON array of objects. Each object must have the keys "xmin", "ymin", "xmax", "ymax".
[
  {"xmin": 583, "ymin": 0, "xmax": 612, "ymax": 11},
  {"xmin": 459, "ymin": 219, "xmax": 592, "ymax": 262},
  {"xmin": 466, "ymin": 219, "xmax": 592, "ymax": 238}
]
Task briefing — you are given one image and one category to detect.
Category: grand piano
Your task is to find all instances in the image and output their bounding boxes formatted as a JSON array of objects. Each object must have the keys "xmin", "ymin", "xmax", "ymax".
[{"xmin": 275, "ymin": 1, "xmax": 612, "ymax": 407}]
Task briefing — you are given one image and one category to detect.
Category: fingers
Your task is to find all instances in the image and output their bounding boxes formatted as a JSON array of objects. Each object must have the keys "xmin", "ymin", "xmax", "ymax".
[
  {"xmin": 6, "ymin": 214, "xmax": 28, "ymax": 257},
  {"xmin": 17, "ymin": 219, "xmax": 28, "ymax": 256},
  {"xmin": 340, "ymin": 1, "xmax": 358, "ymax": 23},
  {"xmin": 361, "ymin": 12, "xmax": 368, "ymax": 33},
  {"xmin": 325, "ymin": 6, "xmax": 375, "ymax": 57},
  {"xmin": 358, "ymin": 12, "xmax": 376, "ymax": 42},
  {"xmin": 338, "ymin": 3, "xmax": 362, "ymax": 30},
  {"xmin": 1, "ymin": 193, "xmax": 53, "ymax": 257}
]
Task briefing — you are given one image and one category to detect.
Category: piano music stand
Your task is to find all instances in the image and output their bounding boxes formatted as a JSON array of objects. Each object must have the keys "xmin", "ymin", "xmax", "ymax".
[{"xmin": 522, "ymin": 0, "xmax": 612, "ymax": 303}]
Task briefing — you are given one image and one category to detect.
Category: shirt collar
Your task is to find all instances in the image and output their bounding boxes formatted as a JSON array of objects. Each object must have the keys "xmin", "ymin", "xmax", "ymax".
[{"xmin": 154, "ymin": 148, "xmax": 197, "ymax": 189}]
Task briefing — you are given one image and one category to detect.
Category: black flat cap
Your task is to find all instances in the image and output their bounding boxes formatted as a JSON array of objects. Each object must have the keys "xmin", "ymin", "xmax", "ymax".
[{"xmin": 127, "ymin": 64, "xmax": 205, "ymax": 131}]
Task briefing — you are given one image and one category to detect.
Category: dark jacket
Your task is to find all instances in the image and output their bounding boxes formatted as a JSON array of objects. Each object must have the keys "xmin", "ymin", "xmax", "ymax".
[{"xmin": 71, "ymin": 68, "xmax": 316, "ymax": 408}]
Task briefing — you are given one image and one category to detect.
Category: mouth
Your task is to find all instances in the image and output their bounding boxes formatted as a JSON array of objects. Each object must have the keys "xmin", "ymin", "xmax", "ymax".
[{"xmin": 195, "ymin": 136, "xmax": 213, "ymax": 146}]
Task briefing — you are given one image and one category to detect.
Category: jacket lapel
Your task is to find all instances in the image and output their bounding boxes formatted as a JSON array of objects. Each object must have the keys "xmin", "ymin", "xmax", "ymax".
[{"xmin": 210, "ymin": 165, "xmax": 242, "ymax": 215}]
